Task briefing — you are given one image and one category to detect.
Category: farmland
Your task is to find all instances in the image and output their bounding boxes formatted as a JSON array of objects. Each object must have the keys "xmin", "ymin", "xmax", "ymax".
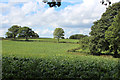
[{"xmin": 2, "ymin": 39, "xmax": 120, "ymax": 79}]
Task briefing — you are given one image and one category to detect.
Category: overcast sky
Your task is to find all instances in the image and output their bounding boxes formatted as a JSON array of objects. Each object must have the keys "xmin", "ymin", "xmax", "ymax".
[{"xmin": 0, "ymin": 0, "xmax": 120, "ymax": 38}]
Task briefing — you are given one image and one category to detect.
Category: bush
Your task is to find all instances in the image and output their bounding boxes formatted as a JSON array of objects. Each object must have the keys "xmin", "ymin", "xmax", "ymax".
[{"xmin": 2, "ymin": 56, "xmax": 119, "ymax": 79}]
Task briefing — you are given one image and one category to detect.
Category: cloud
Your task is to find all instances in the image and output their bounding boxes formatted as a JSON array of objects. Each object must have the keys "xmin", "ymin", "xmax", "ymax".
[
  {"xmin": 0, "ymin": 28, "xmax": 8, "ymax": 37},
  {"xmin": 1, "ymin": 0, "xmax": 120, "ymax": 37}
]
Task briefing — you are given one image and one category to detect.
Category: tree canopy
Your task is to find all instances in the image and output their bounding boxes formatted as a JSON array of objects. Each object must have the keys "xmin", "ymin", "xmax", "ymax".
[
  {"xmin": 53, "ymin": 28, "xmax": 64, "ymax": 42},
  {"xmin": 6, "ymin": 25, "xmax": 21, "ymax": 39},
  {"xmin": 6, "ymin": 25, "xmax": 39, "ymax": 40},
  {"xmin": 105, "ymin": 11, "xmax": 120, "ymax": 56},
  {"xmin": 89, "ymin": 2, "xmax": 120, "ymax": 55},
  {"xmin": 69, "ymin": 34, "xmax": 88, "ymax": 39},
  {"xmin": 43, "ymin": 0, "xmax": 61, "ymax": 7},
  {"xmin": 19, "ymin": 27, "xmax": 39, "ymax": 41}
]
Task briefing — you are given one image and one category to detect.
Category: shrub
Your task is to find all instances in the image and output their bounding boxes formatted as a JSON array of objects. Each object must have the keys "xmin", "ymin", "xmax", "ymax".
[{"xmin": 2, "ymin": 56, "xmax": 119, "ymax": 79}]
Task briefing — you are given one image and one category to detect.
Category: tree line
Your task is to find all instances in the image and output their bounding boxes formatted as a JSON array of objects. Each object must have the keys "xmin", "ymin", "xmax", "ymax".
[
  {"xmin": 6, "ymin": 25, "xmax": 39, "ymax": 41},
  {"xmin": 6, "ymin": 26, "xmax": 87, "ymax": 42}
]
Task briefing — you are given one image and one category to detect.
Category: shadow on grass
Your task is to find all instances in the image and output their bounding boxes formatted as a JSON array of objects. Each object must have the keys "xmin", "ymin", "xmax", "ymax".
[
  {"xmin": 10, "ymin": 39, "xmax": 78, "ymax": 44},
  {"xmin": 12, "ymin": 40, "xmax": 35, "ymax": 42},
  {"xmin": 92, "ymin": 53, "xmax": 120, "ymax": 58},
  {"xmin": 68, "ymin": 47, "xmax": 120, "ymax": 58}
]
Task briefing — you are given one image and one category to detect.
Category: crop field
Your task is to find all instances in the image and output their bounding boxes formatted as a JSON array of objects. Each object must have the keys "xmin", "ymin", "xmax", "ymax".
[{"xmin": 2, "ymin": 40, "xmax": 120, "ymax": 79}]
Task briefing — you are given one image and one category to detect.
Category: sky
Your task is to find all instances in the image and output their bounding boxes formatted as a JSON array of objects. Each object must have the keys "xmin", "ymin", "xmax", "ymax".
[{"xmin": 0, "ymin": 0, "xmax": 120, "ymax": 38}]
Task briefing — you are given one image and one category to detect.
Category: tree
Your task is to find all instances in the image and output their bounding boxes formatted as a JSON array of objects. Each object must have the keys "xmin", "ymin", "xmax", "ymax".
[
  {"xmin": 69, "ymin": 34, "xmax": 88, "ymax": 39},
  {"xmin": 105, "ymin": 11, "xmax": 120, "ymax": 56},
  {"xmin": 19, "ymin": 27, "xmax": 39, "ymax": 41},
  {"xmin": 61, "ymin": 36, "xmax": 65, "ymax": 39},
  {"xmin": 43, "ymin": 0, "xmax": 61, "ymax": 8},
  {"xmin": 89, "ymin": 2, "xmax": 120, "ymax": 54},
  {"xmin": 6, "ymin": 25, "xmax": 21, "ymax": 39},
  {"xmin": 32, "ymin": 33, "xmax": 39, "ymax": 38},
  {"xmin": 53, "ymin": 28, "xmax": 64, "ymax": 42},
  {"xmin": 79, "ymin": 36, "xmax": 90, "ymax": 50},
  {"xmin": 6, "ymin": 32, "xmax": 13, "ymax": 38}
]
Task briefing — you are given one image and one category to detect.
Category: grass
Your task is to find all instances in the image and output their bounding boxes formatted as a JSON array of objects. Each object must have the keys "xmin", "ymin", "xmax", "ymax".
[
  {"xmin": 2, "ymin": 40, "xmax": 120, "ymax": 79},
  {"xmin": 2, "ymin": 40, "xmax": 79, "ymax": 58}
]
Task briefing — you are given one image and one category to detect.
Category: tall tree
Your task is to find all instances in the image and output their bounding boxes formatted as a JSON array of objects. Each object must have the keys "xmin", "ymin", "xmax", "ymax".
[
  {"xmin": 53, "ymin": 28, "xmax": 64, "ymax": 42},
  {"xmin": 19, "ymin": 27, "xmax": 39, "ymax": 41},
  {"xmin": 89, "ymin": 2, "xmax": 120, "ymax": 54},
  {"xmin": 6, "ymin": 25, "xmax": 21, "ymax": 39},
  {"xmin": 105, "ymin": 11, "xmax": 120, "ymax": 56}
]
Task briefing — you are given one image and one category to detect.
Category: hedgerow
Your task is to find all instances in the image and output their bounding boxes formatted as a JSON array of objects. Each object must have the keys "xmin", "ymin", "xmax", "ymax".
[{"xmin": 2, "ymin": 56, "xmax": 119, "ymax": 79}]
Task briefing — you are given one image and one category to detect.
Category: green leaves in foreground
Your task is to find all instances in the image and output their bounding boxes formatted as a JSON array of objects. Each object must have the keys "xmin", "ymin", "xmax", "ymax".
[{"xmin": 2, "ymin": 57, "xmax": 119, "ymax": 79}]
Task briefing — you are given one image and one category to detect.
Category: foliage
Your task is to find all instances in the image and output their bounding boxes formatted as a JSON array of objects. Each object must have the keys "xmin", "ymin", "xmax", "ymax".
[
  {"xmin": 79, "ymin": 36, "xmax": 90, "ymax": 51},
  {"xmin": 43, "ymin": 0, "xmax": 61, "ymax": 8},
  {"xmin": 5, "ymin": 25, "xmax": 39, "ymax": 40},
  {"xmin": 69, "ymin": 34, "xmax": 88, "ymax": 39},
  {"xmin": 61, "ymin": 37, "xmax": 65, "ymax": 39},
  {"xmin": 100, "ymin": 0, "xmax": 111, "ymax": 6},
  {"xmin": 53, "ymin": 28, "xmax": 64, "ymax": 42},
  {"xmin": 89, "ymin": 2, "xmax": 120, "ymax": 54},
  {"xmin": 2, "ymin": 56, "xmax": 119, "ymax": 79},
  {"xmin": 18, "ymin": 27, "xmax": 39, "ymax": 41},
  {"xmin": 105, "ymin": 11, "xmax": 120, "ymax": 56},
  {"xmin": 6, "ymin": 25, "xmax": 21, "ymax": 39}
]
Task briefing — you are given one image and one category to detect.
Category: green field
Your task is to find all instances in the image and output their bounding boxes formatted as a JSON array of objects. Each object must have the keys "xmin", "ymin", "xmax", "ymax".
[
  {"xmin": 2, "ymin": 40, "xmax": 79, "ymax": 58},
  {"xmin": 2, "ymin": 39, "xmax": 120, "ymax": 79}
]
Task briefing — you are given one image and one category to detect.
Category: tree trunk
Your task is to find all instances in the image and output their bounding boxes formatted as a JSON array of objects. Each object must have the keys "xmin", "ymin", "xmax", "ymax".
[
  {"xmin": 113, "ymin": 45, "xmax": 118, "ymax": 57},
  {"xmin": 13, "ymin": 34, "xmax": 16, "ymax": 40},
  {"xmin": 57, "ymin": 38, "xmax": 59, "ymax": 43},
  {"xmin": 26, "ymin": 36, "xmax": 28, "ymax": 41}
]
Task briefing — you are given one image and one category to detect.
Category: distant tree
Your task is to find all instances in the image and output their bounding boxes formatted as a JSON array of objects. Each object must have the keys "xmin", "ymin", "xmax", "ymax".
[
  {"xmin": 61, "ymin": 36, "xmax": 65, "ymax": 39},
  {"xmin": 19, "ymin": 27, "xmax": 39, "ymax": 41},
  {"xmin": 53, "ymin": 28, "xmax": 64, "ymax": 42},
  {"xmin": 32, "ymin": 33, "xmax": 39, "ymax": 38},
  {"xmin": 69, "ymin": 34, "xmax": 88, "ymax": 39},
  {"xmin": 105, "ymin": 11, "xmax": 120, "ymax": 56},
  {"xmin": 6, "ymin": 32, "xmax": 13, "ymax": 38},
  {"xmin": 6, "ymin": 25, "xmax": 21, "ymax": 39}
]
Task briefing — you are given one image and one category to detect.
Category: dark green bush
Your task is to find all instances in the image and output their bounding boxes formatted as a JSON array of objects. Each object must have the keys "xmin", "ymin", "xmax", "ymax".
[{"xmin": 2, "ymin": 57, "xmax": 119, "ymax": 79}]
